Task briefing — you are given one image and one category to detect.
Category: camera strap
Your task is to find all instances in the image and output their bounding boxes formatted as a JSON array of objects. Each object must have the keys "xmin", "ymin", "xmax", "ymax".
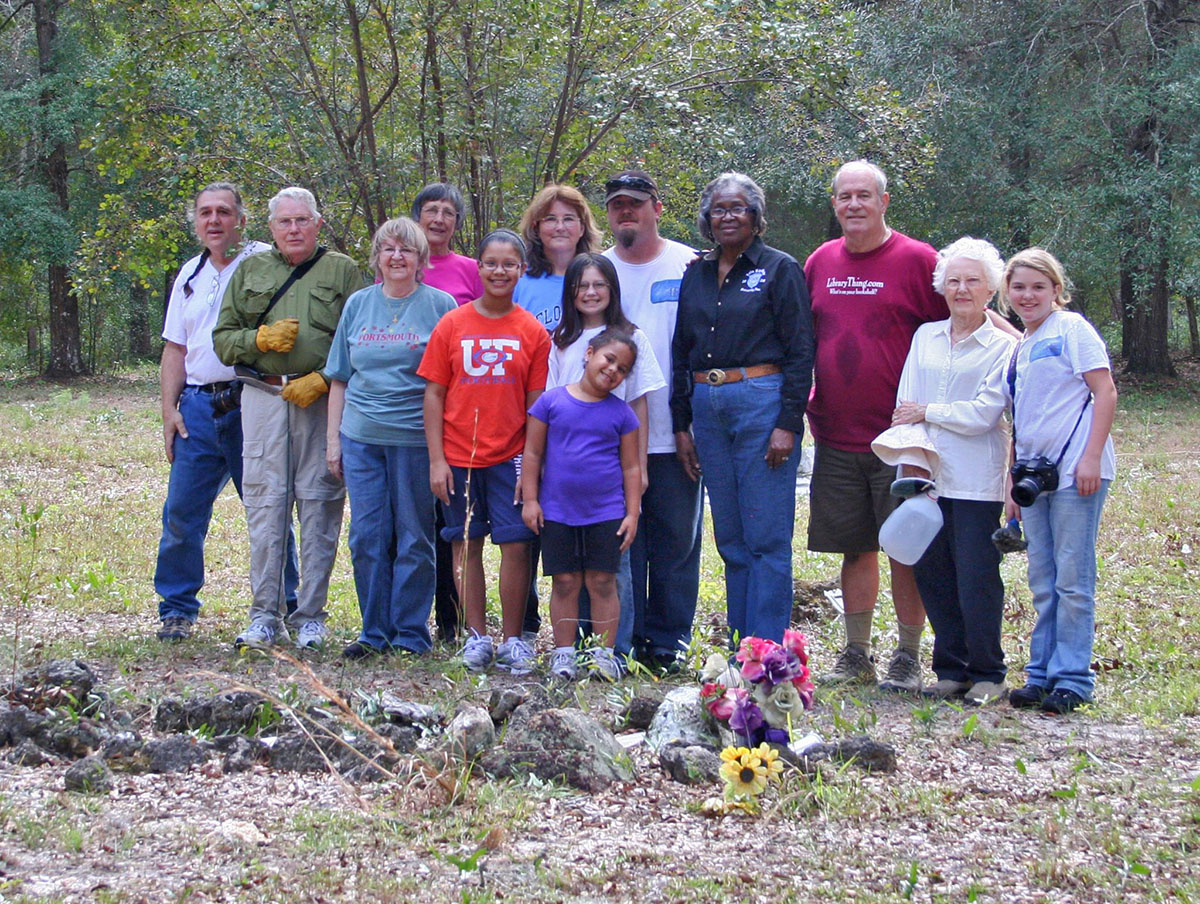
[
  {"xmin": 1006, "ymin": 340, "xmax": 1091, "ymax": 467},
  {"xmin": 254, "ymin": 247, "xmax": 327, "ymax": 328}
]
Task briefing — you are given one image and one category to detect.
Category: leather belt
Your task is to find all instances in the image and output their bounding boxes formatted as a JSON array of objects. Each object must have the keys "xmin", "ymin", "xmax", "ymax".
[
  {"xmin": 193, "ymin": 381, "xmax": 234, "ymax": 393},
  {"xmin": 693, "ymin": 363, "xmax": 782, "ymax": 386},
  {"xmin": 258, "ymin": 374, "xmax": 304, "ymax": 386}
]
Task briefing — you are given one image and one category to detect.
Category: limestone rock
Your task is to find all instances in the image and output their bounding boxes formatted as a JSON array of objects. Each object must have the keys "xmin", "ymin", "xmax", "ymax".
[
  {"xmin": 8, "ymin": 739, "xmax": 55, "ymax": 767},
  {"xmin": 659, "ymin": 743, "xmax": 722, "ymax": 785},
  {"xmin": 64, "ymin": 755, "xmax": 114, "ymax": 793},
  {"xmin": 483, "ymin": 707, "xmax": 634, "ymax": 791},
  {"xmin": 622, "ymin": 693, "xmax": 664, "ymax": 731},
  {"xmin": 145, "ymin": 736, "xmax": 209, "ymax": 773},
  {"xmin": 446, "ymin": 704, "xmax": 496, "ymax": 760},
  {"xmin": 645, "ymin": 686, "xmax": 720, "ymax": 753}
]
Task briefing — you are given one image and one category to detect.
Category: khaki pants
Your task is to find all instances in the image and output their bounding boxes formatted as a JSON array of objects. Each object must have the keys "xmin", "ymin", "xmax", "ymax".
[{"xmin": 241, "ymin": 385, "xmax": 345, "ymax": 629}]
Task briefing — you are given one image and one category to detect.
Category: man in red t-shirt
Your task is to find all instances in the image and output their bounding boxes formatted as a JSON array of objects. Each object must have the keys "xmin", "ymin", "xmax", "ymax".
[{"xmin": 804, "ymin": 160, "xmax": 945, "ymax": 693}]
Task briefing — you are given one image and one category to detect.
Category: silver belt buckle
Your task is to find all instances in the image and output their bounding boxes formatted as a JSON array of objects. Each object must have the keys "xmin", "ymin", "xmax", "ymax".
[{"xmin": 705, "ymin": 368, "xmax": 727, "ymax": 385}]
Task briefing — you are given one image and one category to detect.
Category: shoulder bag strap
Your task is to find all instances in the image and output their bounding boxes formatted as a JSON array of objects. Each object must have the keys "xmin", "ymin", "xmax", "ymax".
[{"xmin": 254, "ymin": 247, "xmax": 328, "ymax": 328}]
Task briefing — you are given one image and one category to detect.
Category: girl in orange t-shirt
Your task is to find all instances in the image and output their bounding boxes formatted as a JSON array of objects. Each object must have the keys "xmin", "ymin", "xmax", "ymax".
[{"xmin": 418, "ymin": 229, "xmax": 551, "ymax": 675}]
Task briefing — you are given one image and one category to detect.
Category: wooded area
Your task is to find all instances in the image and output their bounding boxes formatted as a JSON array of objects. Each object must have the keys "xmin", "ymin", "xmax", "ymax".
[{"xmin": 1, "ymin": 0, "xmax": 1197, "ymax": 376}]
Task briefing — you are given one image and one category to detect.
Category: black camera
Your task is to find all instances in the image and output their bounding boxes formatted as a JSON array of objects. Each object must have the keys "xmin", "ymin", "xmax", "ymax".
[
  {"xmin": 211, "ymin": 381, "xmax": 243, "ymax": 416},
  {"xmin": 1010, "ymin": 456, "xmax": 1058, "ymax": 507}
]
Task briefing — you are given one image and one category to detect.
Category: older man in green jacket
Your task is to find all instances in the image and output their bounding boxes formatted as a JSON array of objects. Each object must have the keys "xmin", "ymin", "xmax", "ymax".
[{"xmin": 214, "ymin": 186, "xmax": 363, "ymax": 651}]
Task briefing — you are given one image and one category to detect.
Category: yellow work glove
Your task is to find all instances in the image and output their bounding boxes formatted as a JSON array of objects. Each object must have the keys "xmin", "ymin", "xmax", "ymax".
[
  {"xmin": 255, "ymin": 318, "xmax": 300, "ymax": 353},
  {"xmin": 281, "ymin": 371, "xmax": 329, "ymax": 408}
]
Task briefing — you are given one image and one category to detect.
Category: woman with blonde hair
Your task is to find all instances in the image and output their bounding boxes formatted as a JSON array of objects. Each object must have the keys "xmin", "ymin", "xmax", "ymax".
[{"xmin": 1000, "ymin": 248, "xmax": 1116, "ymax": 714}]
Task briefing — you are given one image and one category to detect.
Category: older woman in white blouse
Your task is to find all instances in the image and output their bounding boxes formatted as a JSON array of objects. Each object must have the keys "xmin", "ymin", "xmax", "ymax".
[{"xmin": 878, "ymin": 237, "xmax": 1016, "ymax": 705}]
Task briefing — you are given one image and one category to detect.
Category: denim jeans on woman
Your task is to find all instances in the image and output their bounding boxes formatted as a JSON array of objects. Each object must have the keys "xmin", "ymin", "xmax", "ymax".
[
  {"xmin": 1020, "ymin": 480, "xmax": 1109, "ymax": 700},
  {"xmin": 341, "ymin": 435, "xmax": 437, "ymax": 653},
  {"xmin": 690, "ymin": 373, "xmax": 799, "ymax": 643}
]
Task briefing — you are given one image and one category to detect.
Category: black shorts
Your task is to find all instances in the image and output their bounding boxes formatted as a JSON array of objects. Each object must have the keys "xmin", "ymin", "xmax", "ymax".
[{"xmin": 540, "ymin": 519, "xmax": 623, "ymax": 575}]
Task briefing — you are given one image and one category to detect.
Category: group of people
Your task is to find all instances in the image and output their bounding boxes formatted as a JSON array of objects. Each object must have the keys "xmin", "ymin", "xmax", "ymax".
[{"xmin": 154, "ymin": 160, "xmax": 1116, "ymax": 711}]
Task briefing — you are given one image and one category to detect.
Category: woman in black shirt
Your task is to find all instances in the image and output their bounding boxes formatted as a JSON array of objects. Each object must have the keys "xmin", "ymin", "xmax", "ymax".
[{"xmin": 670, "ymin": 172, "xmax": 813, "ymax": 644}]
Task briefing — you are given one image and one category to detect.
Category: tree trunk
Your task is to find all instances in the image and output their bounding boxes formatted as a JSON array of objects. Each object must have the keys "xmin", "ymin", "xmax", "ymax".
[
  {"xmin": 1185, "ymin": 295, "xmax": 1199, "ymax": 357},
  {"xmin": 128, "ymin": 281, "xmax": 152, "ymax": 359},
  {"xmin": 35, "ymin": 0, "xmax": 85, "ymax": 378},
  {"xmin": 1121, "ymin": 250, "xmax": 1176, "ymax": 376}
]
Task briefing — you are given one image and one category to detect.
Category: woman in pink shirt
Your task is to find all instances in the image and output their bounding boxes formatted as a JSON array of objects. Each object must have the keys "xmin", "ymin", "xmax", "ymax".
[{"xmin": 412, "ymin": 182, "xmax": 485, "ymax": 306}]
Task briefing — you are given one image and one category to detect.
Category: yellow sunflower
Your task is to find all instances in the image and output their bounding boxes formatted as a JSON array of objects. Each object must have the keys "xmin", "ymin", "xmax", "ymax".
[
  {"xmin": 719, "ymin": 746, "xmax": 768, "ymax": 797},
  {"xmin": 755, "ymin": 743, "xmax": 785, "ymax": 784}
]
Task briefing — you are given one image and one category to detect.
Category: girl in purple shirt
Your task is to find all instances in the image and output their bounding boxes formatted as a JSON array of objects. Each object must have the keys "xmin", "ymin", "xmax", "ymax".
[{"xmin": 521, "ymin": 330, "xmax": 641, "ymax": 681}]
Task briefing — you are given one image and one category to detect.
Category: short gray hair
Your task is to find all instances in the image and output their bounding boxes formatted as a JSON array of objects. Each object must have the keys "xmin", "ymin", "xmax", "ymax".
[
  {"xmin": 187, "ymin": 182, "xmax": 244, "ymax": 223},
  {"xmin": 370, "ymin": 216, "xmax": 430, "ymax": 276},
  {"xmin": 831, "ymin": 160, "xmax": 888, "ymax": 197},
  {"xmin": 268, "ymin": 186, "xmax": 320, "ymax": 221},
  {"xmin": 697, "ymin": 172, "xmax": 767, "ymax": 242},
  {"xmin": 932, "ymin": 236, "xmax": 1005, "ymax": 294}
]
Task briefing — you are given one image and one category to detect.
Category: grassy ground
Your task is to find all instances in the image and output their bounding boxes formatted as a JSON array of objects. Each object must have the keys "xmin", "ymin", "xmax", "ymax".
[{"xmin": 0, "ymin": 367, "xmax": 1198, "ymax": 903}]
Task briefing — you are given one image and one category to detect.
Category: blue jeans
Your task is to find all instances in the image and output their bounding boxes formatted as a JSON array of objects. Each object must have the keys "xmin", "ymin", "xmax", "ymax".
[
  {"xmin": 155, "ymin": 386, "xmax": 297, "ymax": 620},
  {"xmin": 341, "ymin": 436, "xmax": 437, "ymax": 653},
  {"xmin": 1021, "ymin": 480, "xmax": 1109, "ymax": 699},
  {"xmin": 629, "ymin": 453, "xmax": 704, "ymax": 658},
  {"xmin": 691, "ymin": 374, "xmax": 800, "ymax": 643}
]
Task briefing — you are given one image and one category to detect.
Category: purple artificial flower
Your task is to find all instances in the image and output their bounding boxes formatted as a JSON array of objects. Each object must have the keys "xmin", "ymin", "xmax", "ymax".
[
  {"xmin": 758, "ymin": 648, "xmax": 800, "ymax": 686},
  {"xmin": 764, "ymin": 727, "xmax": 791, "ymax": 745},
  {"xmin": 729, "ymin": 695, "xmax": 765, "ymax": 745}
]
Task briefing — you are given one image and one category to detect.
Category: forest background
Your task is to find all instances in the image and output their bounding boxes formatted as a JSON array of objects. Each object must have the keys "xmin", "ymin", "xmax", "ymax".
[{"xmin": 1, "ymin": 0, "xmax": 1198, "ymax": 379}]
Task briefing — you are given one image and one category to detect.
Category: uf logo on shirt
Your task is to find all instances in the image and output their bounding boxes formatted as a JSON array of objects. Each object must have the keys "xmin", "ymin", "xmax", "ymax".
[
  {"xmin": 742, "ymin": 268, "xmax": 767, "ymax": 292},
  {"xmin": 460, "ymin": 338, "xmax": 520, "ymax": 376}
]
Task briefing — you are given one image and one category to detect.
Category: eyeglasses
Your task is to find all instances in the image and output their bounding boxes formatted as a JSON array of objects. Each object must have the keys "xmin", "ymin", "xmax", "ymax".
[
  {"xmin": 379, "ymin": 245, "xmax": 417, "ymax": 257},
  {"xmin": 576, "ymin": 280, "xmax": 610, "ymax": 293},
  {"xmin": 420, "ymin": 204, "xmax": 457, "ymax": 221},
  {"xmin": 480, "ymin": 260, "xmax": 522, "ymax": 272},
  {"xmin": 945, "ymin": 277, "xmax": 985, "ymax": 291},
  {"xmin": 709, "ymin": 206, "xmax": 752, "ymax": 220},
  {"xmin": 605, "ymin": 175, "xmax": 658, "ymax": 196},
  {"xmin": 274, "ymin": 216, "xmax": 314, "ymax": 229},
  {"xmin": 540, "ymin": 215, "xmax": 580, "ymax": 228}
]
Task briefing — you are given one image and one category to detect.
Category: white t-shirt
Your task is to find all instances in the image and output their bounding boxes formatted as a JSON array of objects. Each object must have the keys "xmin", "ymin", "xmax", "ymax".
[
  {"xmin": 162, "ymin": 240, "xmax": 271, "ymax": 385},
  {"xmin": 603, "ymin": 239, "xmax": 697, "ymax": 453},
  {"xmin": 1010, "ymin": 310, "xmax": 1116, "ymax": 490},
  {"xmin": 546, "ymin": 326, "xmax": 665, "ymax": 403}
]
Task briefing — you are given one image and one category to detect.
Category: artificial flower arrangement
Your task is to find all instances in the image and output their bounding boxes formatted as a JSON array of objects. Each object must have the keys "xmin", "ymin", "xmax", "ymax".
[
  {"xmin": 698, "ymin": 632, "xmax": 815, "ymax": 814},
  {"xmin": 699, "ymin": 631, "xmax": 816, "ymax": 747}
]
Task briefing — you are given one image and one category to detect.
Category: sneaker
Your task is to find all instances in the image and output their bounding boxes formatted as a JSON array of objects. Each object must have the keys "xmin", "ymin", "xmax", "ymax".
[
  {"xmin": 586, "ymin": 647, "xmax": 623, "ymax": 682},
  {"xmin": 965, "ymin": 680, "xmax": 1007, "ymax": 706},
  {"xmin": 295, "ymin": 620, "xmax": 328, "ymax": 651},
  {"xmin": 1008, "ymin": 683, "xmax": 1048, "ymax": 709},
  {"xmin": 521, "ymin": 629, "xmax": 539, "ymax": 646},
  {"xmin": 879, "ymin": 648, "xmax": 922, "ymax": 693},
  {"xmin": 341, "ymin": 639, "xmax": 382, "ymax": 661},
  {"xmin": 819, "ymin": 645, "xmax": 878, "ymax": 685},
  {"xmin": 496, "ymin": 636, "xmax": 536, "ymax": 676},
  {"xmin": 1040, "ymin": 688, "xmax": 1088, "ymax": 714},
  {"xmin": 922, "ymin": 678, "xmax": 971, "ymax": 700},
  {"xmin": 549, "ymin": 649, "xmax": 579, "ymax": 681},
  {"xmin": 235, "ymin": 621, "xmax": 283, "ymax": 650},
  {"xmin": 460, "ymin": 631, "xmax": 494, "ymax": 672},
  {"xmin": 156, "ymin": 616, "xmax": 192, "ymax": 643}
]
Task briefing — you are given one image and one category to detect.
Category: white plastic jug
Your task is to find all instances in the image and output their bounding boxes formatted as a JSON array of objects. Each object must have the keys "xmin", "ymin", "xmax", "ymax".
[{"xmin": 878, "ymin": 492, "xmax": 943, "ymax": 565}]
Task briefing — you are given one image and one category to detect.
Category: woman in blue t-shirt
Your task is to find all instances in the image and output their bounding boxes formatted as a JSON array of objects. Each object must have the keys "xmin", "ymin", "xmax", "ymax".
[
  {"xmin": 513, "ymin": 184, "xmax": 601, "ymax": 332},
  {"xmin": 324, "ymin": 217, "xmax": 456, "ymax": 657}
]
